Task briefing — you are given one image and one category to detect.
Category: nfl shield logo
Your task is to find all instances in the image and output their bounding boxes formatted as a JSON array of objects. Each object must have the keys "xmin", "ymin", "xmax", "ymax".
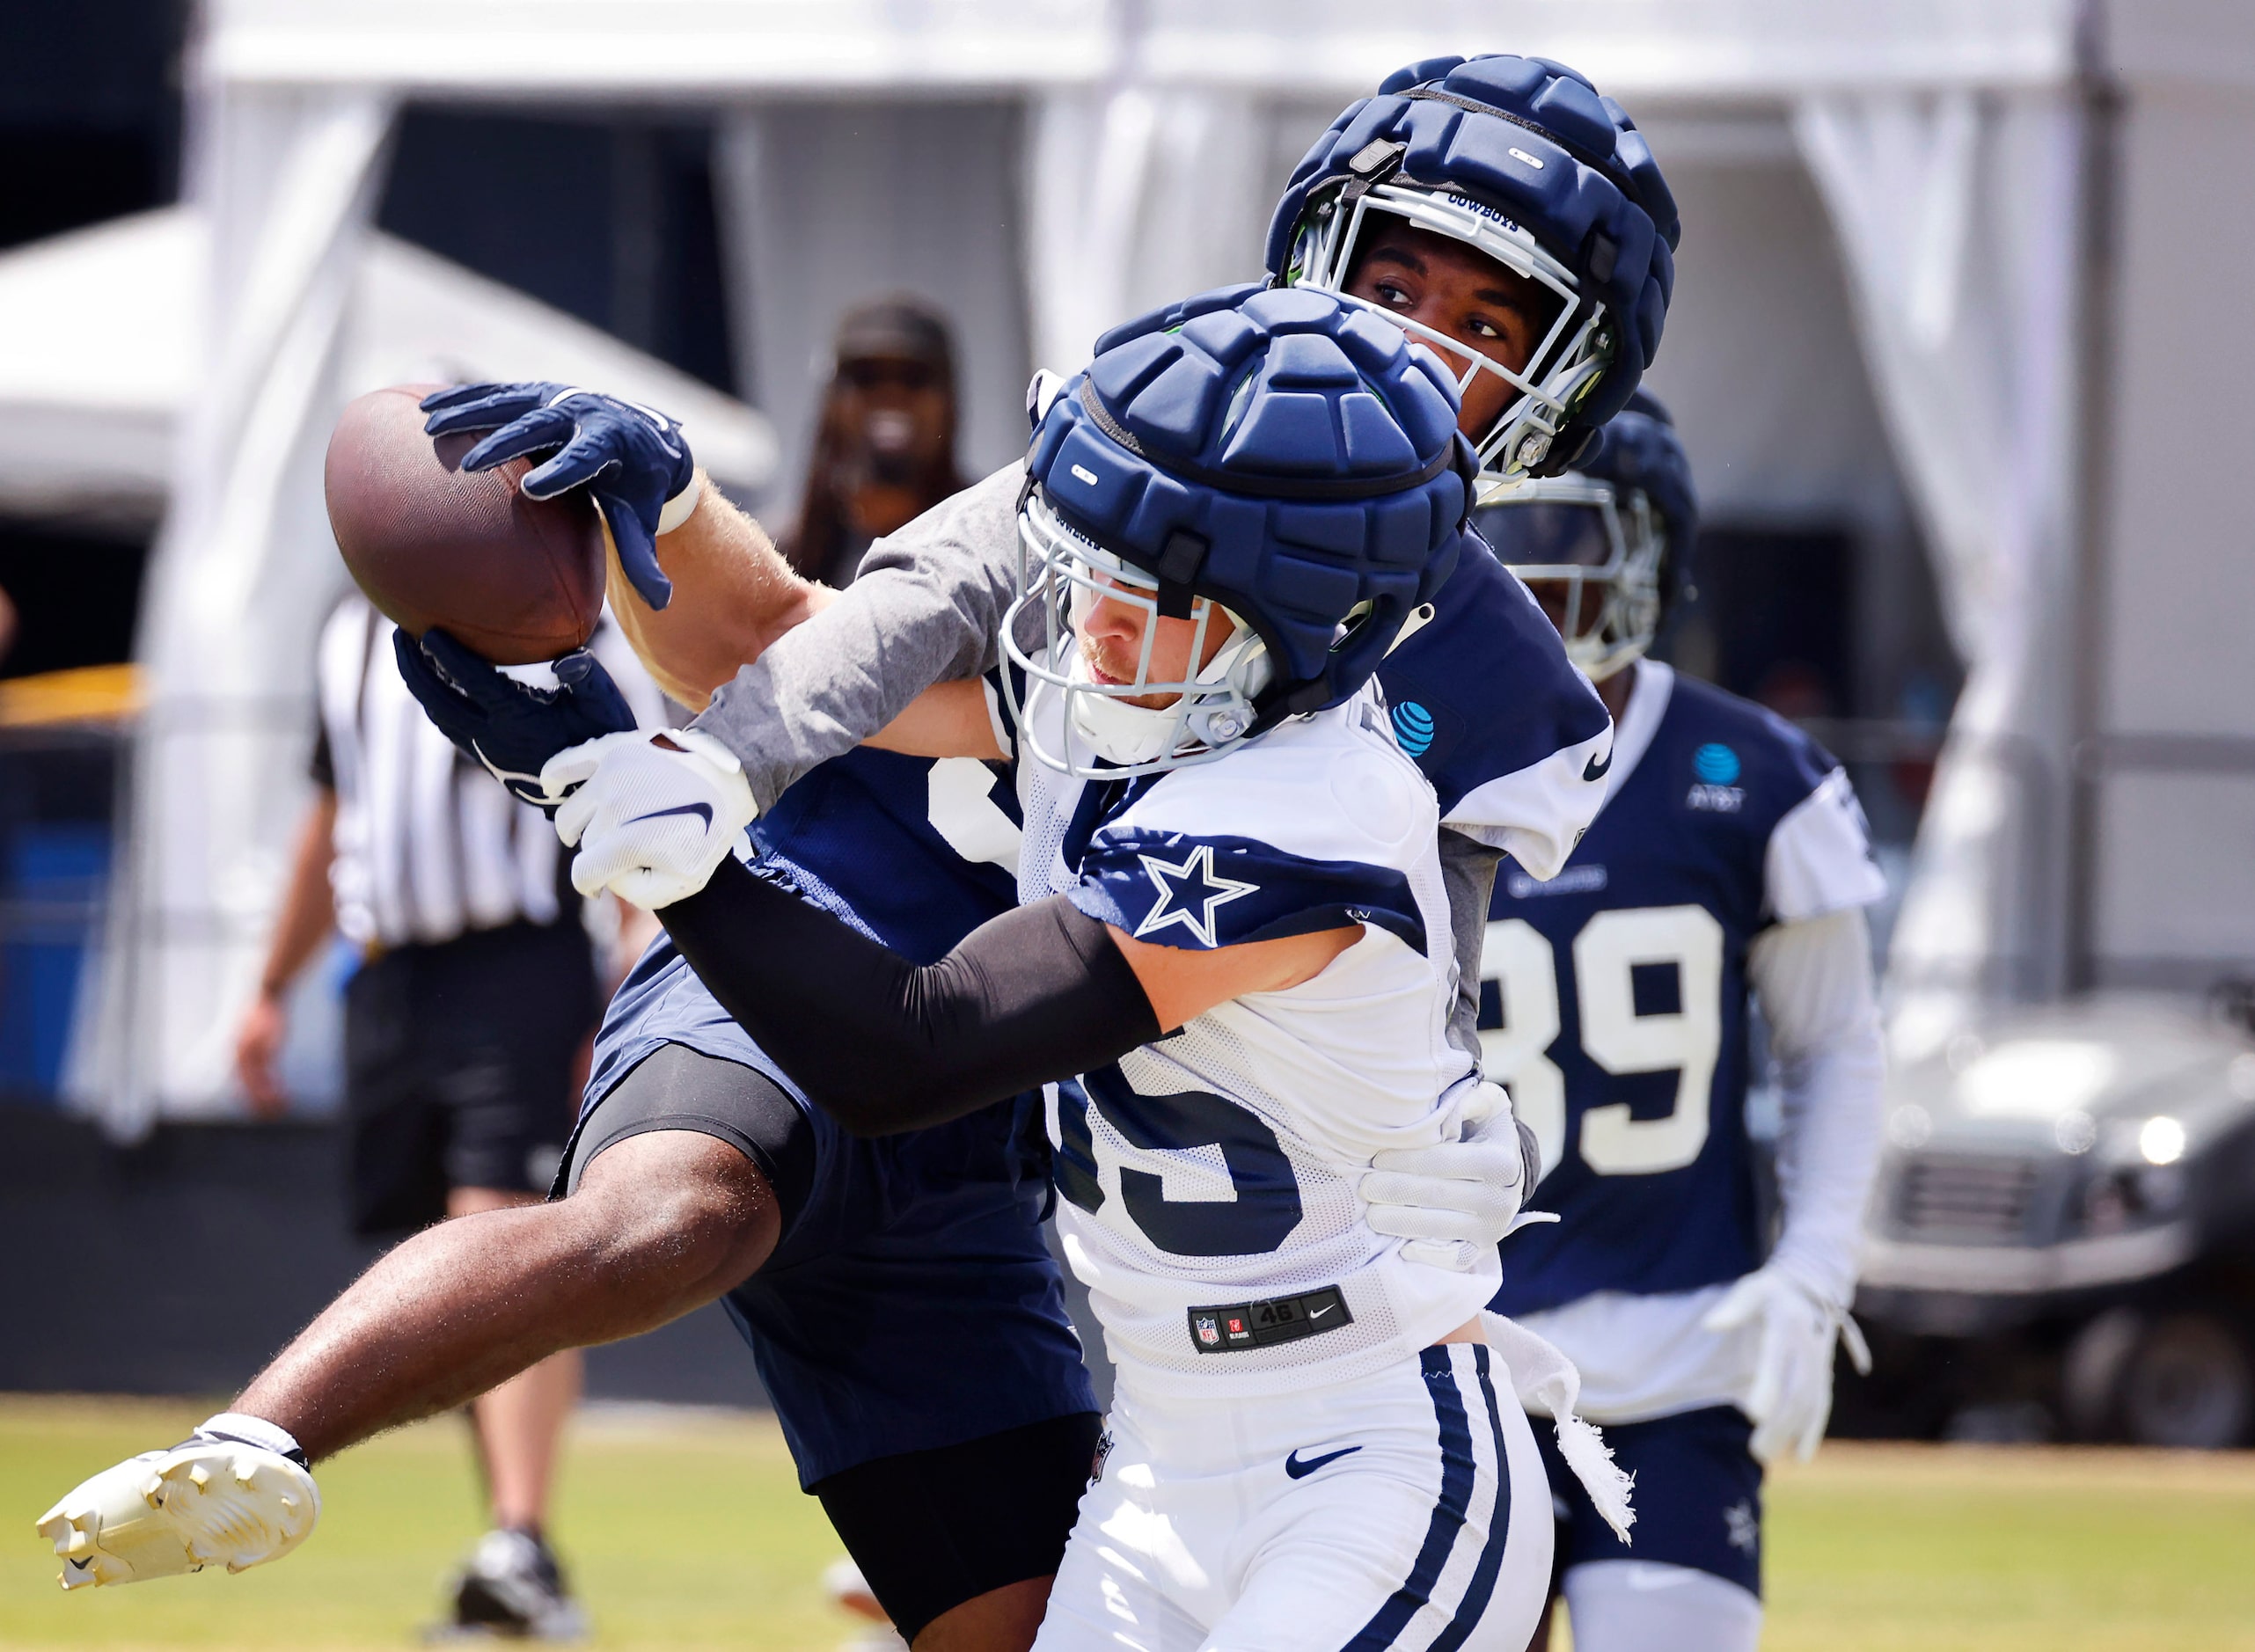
[{"xmin": 1195, "ymin": 1315, "xmax": 1220, "ymax": 1347}]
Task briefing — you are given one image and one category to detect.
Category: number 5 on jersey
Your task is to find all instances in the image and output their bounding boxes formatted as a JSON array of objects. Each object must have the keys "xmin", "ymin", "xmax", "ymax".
[{"xmin": 1479, "ymin": 905, "xmax": 1724, "ymax": 1181}]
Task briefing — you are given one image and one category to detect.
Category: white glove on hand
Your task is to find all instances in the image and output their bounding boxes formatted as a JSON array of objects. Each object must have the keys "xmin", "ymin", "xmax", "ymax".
[
  {"xmin": 1362, "ymin": 1081, "xmax": 1545, "ymax": 1271},
  {"xmin": 545, "ymin": 728, "xmax": 758, "ymax": 909},
  {"xmin": 1699, "ymin": 1263, "xmax": 1872, "ymax": 1464}
]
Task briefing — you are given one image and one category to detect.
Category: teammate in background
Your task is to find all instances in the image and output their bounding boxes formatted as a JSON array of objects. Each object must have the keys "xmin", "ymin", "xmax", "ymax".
[
  {"xmin": 1474, "ymin": 397, "xmax": 1887, "ymax": 1652},
  {"xmin": 780, "ymin": 296, "xmax": 968, "ymax": 588},
  {"xmin": 231, "ymin": 596, "xmax": 664, "ymax": 1641}
]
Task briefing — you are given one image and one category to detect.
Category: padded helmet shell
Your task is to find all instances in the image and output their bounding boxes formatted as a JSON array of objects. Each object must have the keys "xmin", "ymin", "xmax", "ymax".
[
  {"xmin": 1267, "ymin": 55, "xmax": 1679, "ymax": 474},
  {"xmin": 1024, "ymin": 283, "xmax": 1473, "ymax": 728},
  {"xmin": 1581, "ymin": 390, "xmax": 1699, "ymax": 616}
]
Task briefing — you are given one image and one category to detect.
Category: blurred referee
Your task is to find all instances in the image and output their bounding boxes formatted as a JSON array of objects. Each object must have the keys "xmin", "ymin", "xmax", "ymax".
[{"xmin": 235, "ymin": 592, "xmax": 663, "ymax": 1641}]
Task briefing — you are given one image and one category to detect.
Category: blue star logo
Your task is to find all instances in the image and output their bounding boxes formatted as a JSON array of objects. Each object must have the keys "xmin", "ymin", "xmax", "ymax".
[{"xmin": 1135, "ymin": 843, "xmax": 1258, "ymax": 947}]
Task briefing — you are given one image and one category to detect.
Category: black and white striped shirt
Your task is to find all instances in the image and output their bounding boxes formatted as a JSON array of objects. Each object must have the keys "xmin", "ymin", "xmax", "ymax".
[{"xmin": 311, "ymin": 595, "xmax": 666, "ymax": 950}]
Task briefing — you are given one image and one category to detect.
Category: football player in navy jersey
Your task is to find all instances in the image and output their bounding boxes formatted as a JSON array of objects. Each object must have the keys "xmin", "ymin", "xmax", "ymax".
[{"xmin": 1475, "ymin": 395, "xmax": 1888, "ymax": 1652}]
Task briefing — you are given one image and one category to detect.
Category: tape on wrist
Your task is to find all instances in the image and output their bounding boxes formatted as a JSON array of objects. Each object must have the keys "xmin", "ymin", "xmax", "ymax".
[{"xmin": 656, "ymin": 479, "xmax": 701, "ymax": 536}]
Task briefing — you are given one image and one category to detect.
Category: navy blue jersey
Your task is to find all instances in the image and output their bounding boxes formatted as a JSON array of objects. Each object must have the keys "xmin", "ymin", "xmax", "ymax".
[
  {"xmin": 582, "ymin": 745, "xmax": 1095, "ymax": 1485},
  {"xmin": 1377, "ymin": 530, "xmax": 1614, "ymax": 881},
  {"xmin": 751, "ymin": 745, "xmax": 1022, "ymax": 961},
  {"xmin": 1483, "ymin": 667, "xmax": 1880, "ymax": 1313}
]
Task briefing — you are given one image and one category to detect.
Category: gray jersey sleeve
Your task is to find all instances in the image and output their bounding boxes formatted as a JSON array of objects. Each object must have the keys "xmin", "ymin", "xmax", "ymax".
[
  {"xmin": 690, "ymin": 461, "xmax": 1027, "ymax": 810},
  {"xmin": 1437, "ymin": 827, "xmax": 1505, "ymax": 1060}
]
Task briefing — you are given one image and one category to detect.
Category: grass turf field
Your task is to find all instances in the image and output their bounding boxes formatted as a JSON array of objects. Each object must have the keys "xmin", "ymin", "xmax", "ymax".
[{"xmin": 4, "ymin": 1396, "xmax": 2254, "ymax": 1650}]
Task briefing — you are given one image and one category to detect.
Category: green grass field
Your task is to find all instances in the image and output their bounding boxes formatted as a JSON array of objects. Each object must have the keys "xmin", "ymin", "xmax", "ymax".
[{"xmin": 4, "ymin": 1396, "xmax": 2253, "ymax": 1650}]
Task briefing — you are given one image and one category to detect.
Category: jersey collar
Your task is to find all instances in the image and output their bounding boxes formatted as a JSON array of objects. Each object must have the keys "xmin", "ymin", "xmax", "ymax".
[{"xmin": 1600, "ymin": 657, "xmax": 1674, "ymax": 796}]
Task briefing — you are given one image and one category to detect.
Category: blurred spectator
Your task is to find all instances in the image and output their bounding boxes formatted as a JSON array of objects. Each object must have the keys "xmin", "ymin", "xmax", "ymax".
[
  {"xmin": 780, "ymin": 296, "xmax": 967, "ymax": 588},
  {"xmin": 0, "ymin": 581, "xmax": 16, "ymax": 667},
  {"xmin": 234, "ymin": 596, "xmax": 663, "ymax": 1641}
]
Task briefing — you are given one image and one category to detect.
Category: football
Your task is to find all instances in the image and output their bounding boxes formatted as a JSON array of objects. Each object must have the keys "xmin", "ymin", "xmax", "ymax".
[{"xmin": 325, "ymin": 384, "xmax": 608, "ymax": 664}]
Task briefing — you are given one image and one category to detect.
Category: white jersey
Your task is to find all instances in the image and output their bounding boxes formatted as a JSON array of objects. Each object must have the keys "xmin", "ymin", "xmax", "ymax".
[{"xmin": 992, "ymin": 662, "xmax": 1490, "ymax": 1400}]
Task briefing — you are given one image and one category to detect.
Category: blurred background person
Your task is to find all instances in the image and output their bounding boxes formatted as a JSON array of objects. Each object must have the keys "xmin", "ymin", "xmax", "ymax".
[
  {"xmin": 779, "ymin": 296, "xmax": 967, "ymax": 588},
  {"xmin": 234, "ymin": 593, "xmax": 664, "ymax": 1641},
  {"xmin": 1474, "ymin": 398, "xmax": 1886, "ymax": 1652}
]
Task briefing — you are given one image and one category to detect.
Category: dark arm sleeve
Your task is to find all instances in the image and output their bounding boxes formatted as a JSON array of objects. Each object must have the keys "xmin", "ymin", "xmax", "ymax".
[
  {"xmin": 309, "ymin": 720, "xmax": 334, "ymax": 790},
  {"xmin": 658, "ymin": 857, "xmax": 1161, "ymax": 1137}
]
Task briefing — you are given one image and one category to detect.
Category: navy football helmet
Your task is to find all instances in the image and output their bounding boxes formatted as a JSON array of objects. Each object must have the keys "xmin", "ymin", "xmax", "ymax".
[
  {"xmin": 1267, "ymin": 54, "xmax": 1679, "ymax": 483},
  {"xmin": 1475, "ymin": 390, "xmax": 1697, "ymax": 683},
  {"xmin": 1007, "ymin": 284, "xmax": 1474, "ymax": 778}
]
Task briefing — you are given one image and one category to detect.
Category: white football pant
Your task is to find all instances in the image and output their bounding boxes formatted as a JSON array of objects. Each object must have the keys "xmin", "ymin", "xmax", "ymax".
[{"xmin": 1034, "ymin": 1343, "xmax": 1550, "ymax": 1651}]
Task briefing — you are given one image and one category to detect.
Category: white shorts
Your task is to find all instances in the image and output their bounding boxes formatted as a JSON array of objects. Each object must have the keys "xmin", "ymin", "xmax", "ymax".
[{"xmin": 1033, "ymin": 1344, "xmax": 1552, "ymax": 1651}]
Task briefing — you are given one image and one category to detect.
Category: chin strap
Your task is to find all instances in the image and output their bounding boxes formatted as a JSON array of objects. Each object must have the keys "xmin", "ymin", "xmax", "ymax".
[{"xmin": 1063, "ymin": 619, "xmax": 1272, "ymax": 766}]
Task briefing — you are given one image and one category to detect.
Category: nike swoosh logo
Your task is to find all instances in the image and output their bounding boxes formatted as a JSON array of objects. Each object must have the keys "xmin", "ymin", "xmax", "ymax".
[
  {"xmin": 1309, "ymin": 1304, "xmax": 1336, "ymax": 1319},
  {"xmin": 1284, "ymin": 1445, "xmax": 1362, "ymax": 1480},
  {"xmin": 628, "ymin": 801, "xmax": 714, "ymax": 830},
  {"xmin": 1583, "ymin": 748, "xmax": 1613, "ymax": 783},
  {"xmin": 471, "ymin": 744, "xmax": 556, "ymax": 805}
]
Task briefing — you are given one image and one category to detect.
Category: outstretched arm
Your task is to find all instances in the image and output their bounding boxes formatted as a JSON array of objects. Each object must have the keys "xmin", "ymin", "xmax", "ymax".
[
  {"xmin": 687, "ymin": 462, "xmax": 1026, "ymax": 808},
  {"xmin": 604, "ymin": 475, "xmax": 830, "ymax": 710},
  {"xmin": 658, "ymin": 856, "xmax": 1354, "ymax": 1137},
  {"xmin": 410, "ymin": 381, "xmax": 1023, "ymax": 808}
]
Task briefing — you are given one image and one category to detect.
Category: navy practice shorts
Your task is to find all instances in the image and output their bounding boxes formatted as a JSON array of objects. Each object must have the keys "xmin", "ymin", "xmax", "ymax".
[
  {"xmin": 1535, "ymin": 1404, "xmax": 1764, "ymax": 1597},
  {"xmin": 562, "ymin": 937, "xmax": 1097, "ymax": 1488}
]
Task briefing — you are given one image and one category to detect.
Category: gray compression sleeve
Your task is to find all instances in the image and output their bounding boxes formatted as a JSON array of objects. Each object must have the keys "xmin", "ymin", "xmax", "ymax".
[
  {"xmin": 690, "ymin": 461, "xmax": 1029, "ymax": 810},
  {"xmin": 1438, "ymin": 827, "xmax": 1506, "ymax": 1060}
]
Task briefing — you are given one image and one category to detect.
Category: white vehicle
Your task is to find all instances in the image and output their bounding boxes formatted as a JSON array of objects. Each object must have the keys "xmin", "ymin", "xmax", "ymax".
[{"xmin": 1858, "ymin": 993, "xmax": 2255, "ymax": 1449}]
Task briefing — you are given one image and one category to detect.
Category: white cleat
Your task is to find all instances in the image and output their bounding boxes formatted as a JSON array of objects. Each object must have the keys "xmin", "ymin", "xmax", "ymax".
[{"xmin": 34, "ymin": 1440, "xmax": 319, "ymax": 1590}]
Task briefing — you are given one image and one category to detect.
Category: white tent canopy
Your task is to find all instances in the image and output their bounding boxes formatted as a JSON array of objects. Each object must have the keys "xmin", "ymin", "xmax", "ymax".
[
  {"xmin": 81, "ymin": 0, "xmax": 2255, "ymax": 1127},
  {"xmin": 0, "ymin": 208, "xmax": 773, "ymax": 526}
]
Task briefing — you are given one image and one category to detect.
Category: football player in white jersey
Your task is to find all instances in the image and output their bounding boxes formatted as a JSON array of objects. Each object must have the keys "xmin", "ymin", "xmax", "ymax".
[
  {"xmin": 589, "ymin": 284, "xmax": 1572, "ymax": 1650},
  {"xmin": 1475, "ymin": 396, "xmax": 1887, "ymax": 1652},
  {"xmin": 30, "ymin": 285, "xmax": 1588, "ymax": 1648}
]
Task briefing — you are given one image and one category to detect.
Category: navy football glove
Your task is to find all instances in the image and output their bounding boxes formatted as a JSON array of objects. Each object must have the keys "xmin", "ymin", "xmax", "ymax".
[
  {"xmin": 420, "ymin": 382, "xmax": 697, "ymax": 610},
  {"xmin": 394, "ymin": 627, "xmax": 637, "ymax": 814}
]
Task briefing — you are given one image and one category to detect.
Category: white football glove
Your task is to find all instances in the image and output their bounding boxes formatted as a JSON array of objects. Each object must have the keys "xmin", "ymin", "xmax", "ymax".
[
  {"xmin": 1699, "ymin": 1262, "xmax": 1873, "ymax": 1464},
  {"xmin": 1362, "ymin": 1081, "xmax": 1550, "ymax": 1271},
  {"xmin": 35, "ymin": 1414, "xmax": 318, "ymax": 1590},
  {"xmin": 545, "ymin": 728, "xmax": 758, "ymax": 910}
]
